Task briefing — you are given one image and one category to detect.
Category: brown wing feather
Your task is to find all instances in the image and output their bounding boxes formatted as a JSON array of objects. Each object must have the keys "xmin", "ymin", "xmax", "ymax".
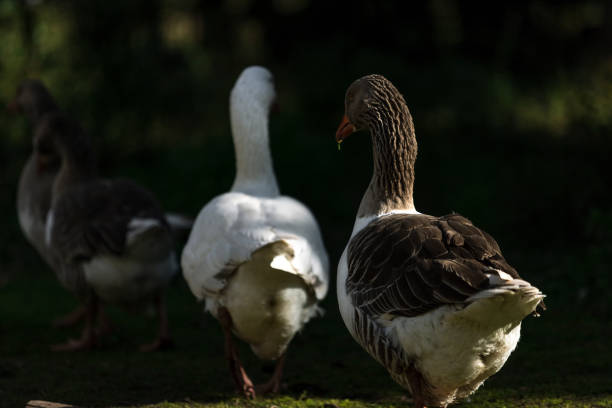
[
  {"xmin": 51, "ymin": 179, "xmax": 167, "ymax": 264},
  {"xmin": 347, "ymin": 213, "xmax": 520, "ymax": 318}
]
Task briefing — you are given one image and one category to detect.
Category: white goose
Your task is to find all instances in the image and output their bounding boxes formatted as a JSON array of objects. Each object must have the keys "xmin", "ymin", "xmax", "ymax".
[
  {"xmin": 181, "ymin": 66, "xmax": 329, "ymax": 398},
  {"xmin": 335, "ymin": 74, "xmax": 545, "ymax": 408}
]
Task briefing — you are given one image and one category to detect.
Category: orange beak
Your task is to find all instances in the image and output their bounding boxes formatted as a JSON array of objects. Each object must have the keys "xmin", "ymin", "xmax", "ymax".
[{"xmin": 335, "ymin": 115, "xmax": 356, "ymax": 143}]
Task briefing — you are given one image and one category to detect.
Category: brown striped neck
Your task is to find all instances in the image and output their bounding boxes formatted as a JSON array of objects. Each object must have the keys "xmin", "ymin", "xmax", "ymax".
[{"xmin": 357, "ymin": 95, "xmax": 417, "ymax": 218}]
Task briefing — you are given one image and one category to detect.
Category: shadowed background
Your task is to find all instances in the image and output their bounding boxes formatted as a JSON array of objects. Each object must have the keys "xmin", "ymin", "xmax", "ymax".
[{"xmin": 0, "ymin": 1, "xmax": 611, "ymax": 407}]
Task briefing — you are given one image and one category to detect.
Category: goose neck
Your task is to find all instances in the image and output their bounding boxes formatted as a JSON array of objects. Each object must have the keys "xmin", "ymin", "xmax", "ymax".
[
  {"xmin": 230, "ymin": 104, "xmax": 279, "ymax": 197},
  {"xmin": 357, "ymin": 106, "xmax": 417, "ymax": 217}
]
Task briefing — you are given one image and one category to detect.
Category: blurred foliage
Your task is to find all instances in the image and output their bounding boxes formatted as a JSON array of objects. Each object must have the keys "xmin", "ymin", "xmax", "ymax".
[{"xmin": 0, "ymin": 0, "xmax": 611, "ymax": 315}]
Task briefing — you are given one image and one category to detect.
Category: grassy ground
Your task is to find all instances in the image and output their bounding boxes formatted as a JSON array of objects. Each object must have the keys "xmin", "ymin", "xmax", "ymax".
[
  {"xmin": 1, "ymin": 254, "xmax": 611, "ymax": 408},
  {"xmin": 2, "ymin": 125, "xmax": 611, "ymax": 408}
]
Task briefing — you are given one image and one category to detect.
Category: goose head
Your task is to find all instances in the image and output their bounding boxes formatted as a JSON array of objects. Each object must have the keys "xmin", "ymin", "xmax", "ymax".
[
  {"xmin": 8, "ymin": 79, "xmax": 58, "ymax": 124},
  {"xmin": 230, "ymin": 66, "xmax": 276, "ymax": 118},
  {"xmin": 336, "ymin": 74, "xmax": 407, "ymax": 143},
  {"xmin": 228, "ymin": 66, "xmax": 280, "ymax": 196},
  {"xmin": 336, "ymin": 74, "xmax": 417, "ymax": 216}
]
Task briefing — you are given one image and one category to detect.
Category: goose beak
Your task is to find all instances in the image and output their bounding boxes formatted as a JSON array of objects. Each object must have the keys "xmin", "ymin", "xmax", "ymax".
[{"xmin": 336, "ymin": 115, "xmax": 356, "ymax": 143}]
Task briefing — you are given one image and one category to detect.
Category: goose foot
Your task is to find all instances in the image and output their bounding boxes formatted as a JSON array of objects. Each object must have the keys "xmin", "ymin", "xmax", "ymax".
[
  {"xmin": 51, "ymin": 295, "xmax": 98, "ymax": 352},
  {"xmin": 218, "ymin": 307, "xmax": 256, "ymax": 399},
  {"xmin": 52, "ymin": 305, "xmax": 87, "ymax": 328},
  {"xmin": 50, "ymin": 333, "xmax": 96, "ymax": 351},
  {"xmin": 255, "ymin": 352, "xmax": 286, "ymax": 395}
]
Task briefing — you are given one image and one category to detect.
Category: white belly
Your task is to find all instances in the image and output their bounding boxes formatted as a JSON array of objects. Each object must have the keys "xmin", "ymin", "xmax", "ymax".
[
  {"xmin": 83, "ymin": 251, "xmax": 177, "ymax": 305},
  {"xmin": 219, "ymin": 260, "xmax": 316, "ymax": 360},
  {"xmin": 387, "ymin": 306, "xmax": 521, "ymax": 404}
]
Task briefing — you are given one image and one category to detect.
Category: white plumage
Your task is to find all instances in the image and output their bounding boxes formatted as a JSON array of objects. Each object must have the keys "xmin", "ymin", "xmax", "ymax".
[
  {"xmin": 181, "ymin": 66, "xmax": 328, "ymax": 396},
  {"xmin": 183, "ymin": 193, "xmax": 328, "ymax": 307}
]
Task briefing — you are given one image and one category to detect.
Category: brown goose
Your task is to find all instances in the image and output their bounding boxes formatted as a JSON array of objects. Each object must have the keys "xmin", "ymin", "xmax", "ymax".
[
  {"xmin": 8, "ymin": 80, "xmax": 87, "ymax": 327},
  {"xmin": 39, "ymin": 110, "xmax": 177, "ymax": 351},
  {"xmin": 335, "ymin": 75, "xmax": 545, "ymax": 408}
]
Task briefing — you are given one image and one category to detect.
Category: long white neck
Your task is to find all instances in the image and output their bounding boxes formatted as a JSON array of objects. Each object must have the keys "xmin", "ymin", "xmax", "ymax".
[{"xmin": 230, "ymin": 101, "xmax": 279, "ymax": 197}]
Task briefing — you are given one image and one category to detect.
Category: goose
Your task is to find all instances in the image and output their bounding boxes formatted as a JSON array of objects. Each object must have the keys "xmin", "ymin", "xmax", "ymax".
[
  {"xmin": 335, "ymin": 74, "xmax": 545, "ymax": 408},
  {"xmin": 40, "ymin": 110, "xmax": 178, "ymax": 351},
  {"xmin": 8, "ymin": 80, "xmax": 86, "ymax": 327},
  {"xmin": 181, "ymin": 66, "xmax": 329, "ymax": 398}
]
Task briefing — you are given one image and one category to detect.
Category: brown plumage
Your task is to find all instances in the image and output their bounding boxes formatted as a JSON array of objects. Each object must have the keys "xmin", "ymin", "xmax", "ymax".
[
  {"xmin": 336, "ymin": 74, "xmax": 545, "ymax": 408},
  {"xmin": 347, "ymin": 213, "xmax": 522, "ymax": 318},
  {"xmin": 50, "ymin": 178, "xmax": 168, "ymax": 268}
]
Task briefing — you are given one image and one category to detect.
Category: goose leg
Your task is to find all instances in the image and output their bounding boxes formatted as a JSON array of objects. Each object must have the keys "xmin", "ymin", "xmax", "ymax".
[
  {"xmin": 140, "ymin": 293, "xmax": 174, "ymax": 352},
  {"xmin": 52, "ymin": 305, "xmax": 87, "ymax": 328},
  {"xmin": 218, "ymin": 307, "xmax": 256, "ymax": 399},
  {"xmin": 95, "ymin": 306, "xmax": 113, "ymax": 337},
  {"xmin": 406, "ymin": 364, "xmax": 429, "ymax": 408},
  {"xmin": 51, "ymin": 296, "xmax": 98, "ymax": 351},
  {"xmin": 255, "ymin": 352, "xmax": 286, "ymax": 395}
]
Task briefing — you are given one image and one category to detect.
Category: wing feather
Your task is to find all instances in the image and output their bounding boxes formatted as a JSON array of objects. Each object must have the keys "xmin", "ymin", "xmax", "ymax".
[
  {"xmin": 346, "ymin": 213, "xmax": 524, "ymax": 318},
  {"xmin": 51, "ymin": 179, "xmax": 167, "ymax": 264}
]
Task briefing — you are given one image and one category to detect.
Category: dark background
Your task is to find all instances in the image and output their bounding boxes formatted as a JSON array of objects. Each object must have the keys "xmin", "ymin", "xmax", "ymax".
[{"xmin": 0, "ymin": 0, "xmax": 611, "ymax": 405}]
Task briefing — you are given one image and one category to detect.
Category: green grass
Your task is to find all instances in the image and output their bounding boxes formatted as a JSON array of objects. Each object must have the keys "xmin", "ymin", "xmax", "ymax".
[{"xmin": 1, "ymin": 253, "xmax": 611, "ymax": 408}]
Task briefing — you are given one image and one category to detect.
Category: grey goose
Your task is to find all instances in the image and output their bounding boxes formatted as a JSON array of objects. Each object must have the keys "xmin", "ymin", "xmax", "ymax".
[
  {"xmin": 9, "ymin": 80, "xmax": 61, "ymax": 269},
  {"xmin": 335, "ymin": 74, "xmax": 545, "ymax": 408},
  {"xmin": 8, "ymin": 80, "xmax": 87, "ymax": 327},
  {"xmin": 33, "ymin": 96, "xmax": 178, "ymax": 351}
]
